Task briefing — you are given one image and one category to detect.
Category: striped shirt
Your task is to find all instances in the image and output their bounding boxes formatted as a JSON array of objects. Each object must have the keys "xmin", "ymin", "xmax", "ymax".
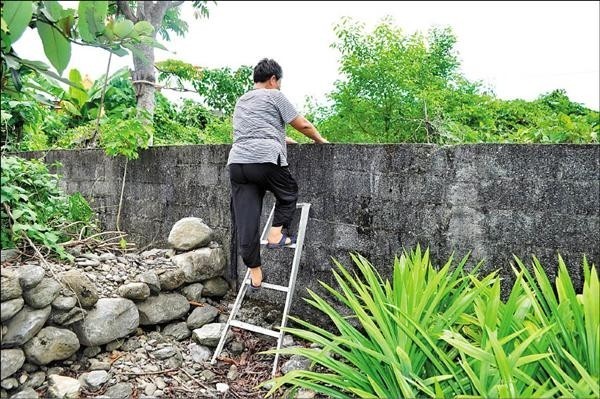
[{"xmin": 227, "ymin": 88, "xmax": 298, "ymax": 166}]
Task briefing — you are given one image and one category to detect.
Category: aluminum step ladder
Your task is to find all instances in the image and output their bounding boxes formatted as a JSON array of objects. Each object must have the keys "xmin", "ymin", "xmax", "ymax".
[{"xmin": 211, "ymin": 202, "xmax": 311, "ymax": 376}]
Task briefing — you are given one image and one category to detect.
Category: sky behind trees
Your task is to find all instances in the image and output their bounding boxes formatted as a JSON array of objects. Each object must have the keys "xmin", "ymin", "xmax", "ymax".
[{"xmin": 13, "ymin": 1, "xmax": 600, "ymax": 111}]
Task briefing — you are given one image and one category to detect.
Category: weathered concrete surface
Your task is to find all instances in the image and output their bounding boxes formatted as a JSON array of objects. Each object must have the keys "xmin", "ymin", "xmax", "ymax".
[{"xmin": 21, "ymin": 144, "xmax": 599, "ymax": 322}]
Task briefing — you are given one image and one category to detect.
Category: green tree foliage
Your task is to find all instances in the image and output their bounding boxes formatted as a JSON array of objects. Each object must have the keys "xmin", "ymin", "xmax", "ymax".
[
  {"xmin": 156, "ymin": 59, "xmax": 253, "ymax": 116},
  {"xmin": 190, "ymin": 66, "xmax": 253, "ymax": 115},
  {"xmin": 1, "ymin": 1, "xmax": 157, "ymax": 93},
  {"xmin": 314, "ymin": 17, "xmax": 598, "ymax": 144}
]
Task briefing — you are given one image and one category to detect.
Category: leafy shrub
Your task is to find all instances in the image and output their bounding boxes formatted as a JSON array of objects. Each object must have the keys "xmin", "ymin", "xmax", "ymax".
[
  {"xmin": 264, "ymin": 247, "xmax": 599, "ymax": 398},
  {"xmin": 1, "ymin": 156, "xmax": 97, "ymax": 259},
  {"xmin": 202, "ymin": 116, "xmax": 233, "ymax": 144},
  {"xmin": 153, "ymin": 94, "xmax": 204, "ymax": 145},
  {"xmin": 100, "ymin": 108, "xmax": 151, "ymax": 159}
]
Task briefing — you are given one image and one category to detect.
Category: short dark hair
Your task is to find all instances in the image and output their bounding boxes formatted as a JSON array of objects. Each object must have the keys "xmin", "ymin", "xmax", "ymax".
[{"xmin": 253, "ymin": 58, "xmax": 283, "ymax": 83}]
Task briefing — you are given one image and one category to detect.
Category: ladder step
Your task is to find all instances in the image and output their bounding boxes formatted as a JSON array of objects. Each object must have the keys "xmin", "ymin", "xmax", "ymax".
[
  {"xmin": 262, "ymin": 282, "xmax": 289, "ymax": 292},
  {"xmin": 260, "ymin": 240, "xmax": 296, "ymax": 249},
  {"xmin": 245, "ymin": 279, "xmax": 289, "ymax": 292},
  {"xmin": 229, "ymin": 320, "xmax": 280, "ymax": 338}
]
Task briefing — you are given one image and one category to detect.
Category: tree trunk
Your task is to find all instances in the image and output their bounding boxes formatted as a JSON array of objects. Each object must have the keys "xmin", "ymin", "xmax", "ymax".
[
  {"xmin": 132, "ymin": 43, "xmax": 156, "ymax": 145},
  {"xmin": 118, "ymin": 1, "xmax": 178, "ymax": 146}
]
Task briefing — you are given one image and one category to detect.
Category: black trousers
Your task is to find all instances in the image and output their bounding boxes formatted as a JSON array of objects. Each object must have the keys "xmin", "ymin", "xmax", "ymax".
[{"xmin": 229, "ymin": 162, "xmax": 298, "ymax": 268}]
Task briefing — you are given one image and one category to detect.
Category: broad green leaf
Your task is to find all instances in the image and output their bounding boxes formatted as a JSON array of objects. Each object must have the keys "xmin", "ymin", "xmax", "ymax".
[
  {"xmin": 56, "ymin": 12, "xmax": 75, "ymax": 36},
  {"xmin": 11, "ymin": 209, "xmax": 24, "ymax": 220},
  {"xmin": 113, "ymin": 19, "xmax": 134, "ymax": 38},
  {"xmin": 139, "ymin": 36, "xmax": 167, "ymax": 51},
  {"xmin": 3, "ymin": 0, "xmax": 33, "ymax": 44},
  {"xmin": 61, "ymin": 100, "xmax": 81, "ymax": 116},
  {"xmin": 37, "ymin": 21, "xmax": 71, "ymax": 75},
  {"xmin": 41, "ymin": 0, "xmax": 64, "ymax": 22},
  {"xmin": 12, "ymin": 223, "xmax": 29, "ymax": 233},
  {"xmin": 77, "ymin": 0, "xmax": 108, "ymax": 42},
  {"xmin": 133, "ymin": 20, "xmax": 154, "ymax": 36},
  {"xmin": 108, "ymin": 45, "xmax": 129, "ymax": 57},
  {"xmin": 16, "ymin": 57, "xmax": 50, "ymax": 71},
  {"xmin": 44, "ymin": 231, "xmax": 59, "ymax": 244},
  {"xmin": 68, "ymin": 69, "xmax": 88, "ymax": 107}
]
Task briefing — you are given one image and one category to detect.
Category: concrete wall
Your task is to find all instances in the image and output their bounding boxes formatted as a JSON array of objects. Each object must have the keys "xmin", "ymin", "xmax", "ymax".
[{"xmin": 24, "ymin": 144, "xmax": 599, "ymax": 320}]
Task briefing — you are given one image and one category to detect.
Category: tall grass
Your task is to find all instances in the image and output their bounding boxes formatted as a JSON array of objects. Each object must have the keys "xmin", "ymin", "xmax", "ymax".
[{"xmin": 262, "ymin": 247, "xmax": 599, "ymax": 398}]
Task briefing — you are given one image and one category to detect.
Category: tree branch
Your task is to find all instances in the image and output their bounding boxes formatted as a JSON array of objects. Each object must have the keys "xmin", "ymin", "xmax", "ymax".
[
  {"xmin": 169, "ymin": 1, "xmax": 186, "ymax": 8},
  {"xmin": 116, "ymin": 1, "xmax": 138, "ymax": 23},
  {"xmin": 150, "ymin": 1, "xmax": 174, "ymax": 26}
]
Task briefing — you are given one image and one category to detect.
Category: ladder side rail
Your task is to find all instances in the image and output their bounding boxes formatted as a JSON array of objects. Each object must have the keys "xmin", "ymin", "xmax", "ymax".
[
  {"xmin": 210, "ymin": 268, "xmax": 251, "ymax": 364},
  {"xmin": 272, "ymin": 203, "xmax": 311, "ymax": 375},
  {"xmin": 259, "ymin": 204, "xmax": 276, "ymax": 245}
]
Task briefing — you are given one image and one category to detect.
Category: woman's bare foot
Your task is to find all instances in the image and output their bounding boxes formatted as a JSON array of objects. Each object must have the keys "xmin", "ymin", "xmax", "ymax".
[
  {"xmin": 267, "ymin": 233, "xmax": 293, "ymax": 245},
  {"xmin": 249, "ymin": 267, "xmax": 263, "ymax": 287}
]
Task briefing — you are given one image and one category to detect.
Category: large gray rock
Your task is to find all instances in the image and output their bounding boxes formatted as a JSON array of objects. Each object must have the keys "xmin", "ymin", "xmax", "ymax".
[
  {"xmin": 1, "ymin": 274, "xmax": 22, "ymax": 301},
  {"xmin": 162, "ymin": 322, "xmax": 191, "ymax": 341},
  {"xmin": 2, "ymin": 377, "xmax": 18, "ymax": 390},
  {"xmin": 71, "ymin": 298, "xmax": 138, "ymax": 346},
  {"xmin": 60, "ymin": 270, "xmax": 99, "ymax": 308},
  {"xmin": 117, "ymin": 283, "xmax": 150, "ymax": 301},
  {"xmin": 79, "ymin": 370, "xmax": 109, "ymax": 390},
  {"xmin": 17, "ymin": 265, "xmax": 45, "ymax": 289},
  {"xmin": 192, "ymin": 323, "xmax": 231, "ymax": 347},
  {"xmin": 2, "ymin": 306, "xmax": 51, "ymax": 348},
  {"xmin": 22, "ymin": 278, "xmax": 61, "ymax": 308},
  {"xmin": 1, "ymin": 298, "xmax": 24, "ymax": 322},
  {"xmin": 10, "ymin": 387, "xmax": 39, "ymax": 398},
  {"xmin": 138, "ymin": 271, "xmax": 160, "ymax": 295},
  {"xmin": 168, "ymin": 217, "xmax": 213, "ymax": 250},
  {"xmin": 98, "ymin": 382, "xmax": 132, "ymax": 399},
  {"xmin": 136, "ymin": 293, "xmax": 190, "ymax": 325},
  {"xmin": 172, "ymin": 247, "xmax": 226, "ymax": 283},
  {"xmin": 51, "ymin": 295, "xmax": 77, "ymax": 311},
  {"xmin": 47, "ymin": 374, "xmax": 80, "ymax": 399},
  {"xmin": 179, "ymin": 283, "xmax": 204, "ymax": 302},
  {"xmin": 1, "ymin": 349, "xmax": 25, "ymax": 380},
  {"xmin": 23, "ymin": 327, "xmax": 80, "ymax": 365},
  {"xmin": 153, "ymin": 347, "xmax": 178, "ymax": 360},
  {"xmin": 187, "ymin": 305, "xmax": 219, "ymax": 329},
  {"xmin": 158, "ymin": 268, "xmax": 187, "ymax": 291},
  {"xmin": 0, "ymin": 248, "xmax": 19, "ymax": 263},
  {"xmin": 201, "ymin": 277, "xmax": 230, "ymax": 298}
]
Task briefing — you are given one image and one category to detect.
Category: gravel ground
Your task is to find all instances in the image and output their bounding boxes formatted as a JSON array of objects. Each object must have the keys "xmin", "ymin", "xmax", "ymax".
[{"xmin": 1, "ymin": 248, "xmax": 325, "ymax": 399}]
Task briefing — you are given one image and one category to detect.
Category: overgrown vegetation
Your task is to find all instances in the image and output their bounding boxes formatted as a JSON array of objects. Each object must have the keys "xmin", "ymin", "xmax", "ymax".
[
  {"xmin": 1, "ymin": 156, "xmax": 96, "ymax": 260},
  {"xmin": 264, "ymin": 247, "xmax": 599, "ymax": 398}
]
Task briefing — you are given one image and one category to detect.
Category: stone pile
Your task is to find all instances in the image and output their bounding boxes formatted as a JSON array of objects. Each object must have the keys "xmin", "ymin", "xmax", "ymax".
[{"xmin": 0, "ymin": 217, "xmax": 309, "ymax": 398}]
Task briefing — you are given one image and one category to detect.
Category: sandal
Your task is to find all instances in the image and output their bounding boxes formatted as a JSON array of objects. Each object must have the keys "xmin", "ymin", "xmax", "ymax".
[
  {"xmin": 266, "ymin": 233, "xmax": 296, "ymax": 249},
  {"xmin": 249, "ymin": 271, "xmax": 267, "ymax": 292}
]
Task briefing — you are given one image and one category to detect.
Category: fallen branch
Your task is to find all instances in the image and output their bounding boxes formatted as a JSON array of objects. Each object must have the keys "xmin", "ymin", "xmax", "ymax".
[
  {"xmin": 180, "ymin": 367, "xmax": 210, "ymax": 390},
  {"xmin": 109, "ymin": 352, "xmax": 126, "ymax": 365},
  {"xmin": 121, "ymin": 368, "xmax": 178, "ymax": 376}
]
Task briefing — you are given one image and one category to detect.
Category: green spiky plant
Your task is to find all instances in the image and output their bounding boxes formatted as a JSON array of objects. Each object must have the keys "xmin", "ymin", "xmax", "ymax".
[
  {"xmin": 515, "ymin": 255, "xmax": 599, "ymax": 397},
  {"xmin": 260, "ymin": 247, "xmax": 599, "ymax": 398}
]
